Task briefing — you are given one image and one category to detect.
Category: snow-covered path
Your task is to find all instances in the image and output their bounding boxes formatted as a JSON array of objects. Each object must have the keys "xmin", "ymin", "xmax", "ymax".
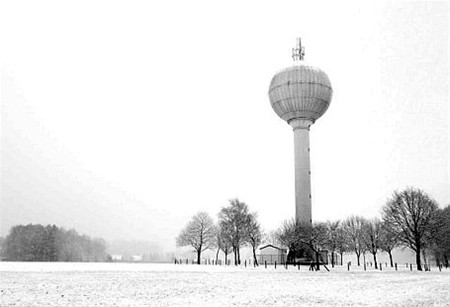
[{"xmin": 1, "ymin": 262, "xmax": 449, "ymax": 306}]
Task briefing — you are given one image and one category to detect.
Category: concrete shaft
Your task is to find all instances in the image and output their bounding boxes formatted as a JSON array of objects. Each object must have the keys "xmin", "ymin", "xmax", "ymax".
[{"xmin": 290, "ymin": 118, "xmax": 313, "ymax": 225}]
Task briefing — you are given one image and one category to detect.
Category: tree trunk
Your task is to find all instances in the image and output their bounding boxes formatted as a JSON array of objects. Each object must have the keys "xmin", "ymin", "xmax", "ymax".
[
  {"xmin": 252, "ymin": 246, "xmax": 258, "ymax": 266},
  {"xmin": 422, "ymin": 249, "xmax": 427, "ymax": 267},
  {"xmin": 388, "ymin": 250, "xmax": 393, "ymax": 267},
  {"xmin": 373, "ymin": 252, "xmax": 378, "ymax": 269},
  {"xmin": 315, "ymin": 250, "xmax": 320, "ymax": 271},
  {"xmin": 224, "ymin": 251, "xmax": 228, "ymax": 264},
  {"xmin": 237, "ymin": 247, "xmax": 241, "ymax": 265},
  {"xmin": 197, "ymin": 249, "xmax": 201, "ymax": 265},
  {"xmin": 340, "ymin": 252, "xmax": 344, "ymax": 265},
  {"xmin": 356, "ymin": 251, "xmax": 361, "ymax": 266},
  {"xmin": 331, "ymin": 251, "xmax": 335, "ymax": 268},
  {"xmin": 434, "ymin": 250, "xmax": 441, "ymax": 267},
  {"xmin": 416, "ymin": 245, "xmax": 422, "ymax": 271},
  {"xmin": 233, "ymin": 247, "xmax": 237, "ymax": 265},
  {"xmin": 215, "ymin": 247, "xmax": 220, "ymax": 263}
]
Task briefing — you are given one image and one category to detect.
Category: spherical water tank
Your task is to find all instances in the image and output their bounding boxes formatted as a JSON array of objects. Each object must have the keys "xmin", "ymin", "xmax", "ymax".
[{"xmin": 268, "ymin": 64, "xmax": 333, "ymax": 124}]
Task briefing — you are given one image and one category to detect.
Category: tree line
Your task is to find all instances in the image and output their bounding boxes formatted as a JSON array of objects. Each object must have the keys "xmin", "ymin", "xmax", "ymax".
[
  {"xmin": 177, "ymin": 188, "xmax": 450, "ymax": 271},
  {"xmin": 2, "ymin": 224, "xmax": 108, "ymax": 262}
]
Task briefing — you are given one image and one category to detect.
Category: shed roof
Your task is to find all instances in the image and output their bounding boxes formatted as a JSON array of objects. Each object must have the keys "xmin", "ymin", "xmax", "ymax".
[{"xmin": 259, "ymin": 244, "xmax": 287, "ymax": 251}]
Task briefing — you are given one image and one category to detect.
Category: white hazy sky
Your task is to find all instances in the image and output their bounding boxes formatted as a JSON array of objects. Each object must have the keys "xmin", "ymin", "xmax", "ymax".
[{"xmin": 1, "ymin": 1, "xmax": 449, "ymax": 251}]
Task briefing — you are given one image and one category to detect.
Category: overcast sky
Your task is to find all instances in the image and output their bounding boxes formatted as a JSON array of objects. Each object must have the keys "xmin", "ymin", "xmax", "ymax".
[{"xmin": 1, "ymin": 1, "xmax": 449, "ymax": 251}]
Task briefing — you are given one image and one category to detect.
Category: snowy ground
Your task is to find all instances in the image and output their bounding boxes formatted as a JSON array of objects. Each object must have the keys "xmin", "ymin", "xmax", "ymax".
[{"xmin": 1, "ymin": 262, "xmax": 449, "ymax": 306}]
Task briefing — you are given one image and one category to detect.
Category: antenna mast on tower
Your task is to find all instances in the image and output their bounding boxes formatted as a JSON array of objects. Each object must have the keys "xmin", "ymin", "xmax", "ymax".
[{"xmin": 292, "ymin": 38, "xmax": 305, "ymax": 62}]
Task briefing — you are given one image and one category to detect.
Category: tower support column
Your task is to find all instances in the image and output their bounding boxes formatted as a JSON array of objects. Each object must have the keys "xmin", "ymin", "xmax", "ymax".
[{"xmin": 290, "ymin": 118, "xmax": 313, "ymax": 225}]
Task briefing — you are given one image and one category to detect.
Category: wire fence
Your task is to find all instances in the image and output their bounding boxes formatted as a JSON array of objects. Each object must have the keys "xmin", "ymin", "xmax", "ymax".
[{"xmin": 173, "ymin": 257, "xmax": 449, "ymax": 272}]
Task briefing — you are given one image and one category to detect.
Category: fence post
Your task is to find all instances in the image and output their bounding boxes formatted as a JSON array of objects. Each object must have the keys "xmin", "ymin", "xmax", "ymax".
[
  {"xmin": 395, "ymin": 263, "xmax": 397, "ymax": 271},
  {"xmin": 275, "ymin": 261, "xmax": 277, "ymax": 269},
  {"xmin": 364, "ymin": 262, "xmax": 366, "ymax": 271},
  {"xmin": 347, "ymin": 262, "xmax": 350, "ymax": 271},
  {"xmin": 265, "ymin": 261, "xmax": 267, "ymax": 269},
  {"xmin": 245, "ymin": 260, "xmax": 247, "ymax": 268},
  {"xmin": 410, "ymin": 264, "xmax": 412, "ymax": 271},
  {"xmin": 380, "ymin": 263, "xmax": 382, "ymax": 271},
  {"xmin": 298, "ymin": 262, "xmax": 300, "ymax": 270}
]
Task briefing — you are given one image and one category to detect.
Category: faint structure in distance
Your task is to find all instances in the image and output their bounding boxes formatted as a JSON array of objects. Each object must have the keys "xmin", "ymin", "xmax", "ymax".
[{"xmin": 268, "ymin": 38, "xmax": 333, "ymax": 225}]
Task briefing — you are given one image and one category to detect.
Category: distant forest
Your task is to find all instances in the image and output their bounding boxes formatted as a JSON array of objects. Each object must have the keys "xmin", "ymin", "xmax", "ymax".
[{"xmin": 1, "ymin": 224, "xmax": 107, "ymax": 262}]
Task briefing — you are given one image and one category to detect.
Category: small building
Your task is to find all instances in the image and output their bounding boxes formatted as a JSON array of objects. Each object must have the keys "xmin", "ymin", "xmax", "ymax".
[
  {"xmin": 131, "ymin": 255, "xmax": 143, "ymax": 262},
  {"xmin": 258, "ymin": 244, "xmax": 287, "ymax": 265},
  {"xmin": 111, "ymin": 255, "xmax": 123, "ymax": 261}
]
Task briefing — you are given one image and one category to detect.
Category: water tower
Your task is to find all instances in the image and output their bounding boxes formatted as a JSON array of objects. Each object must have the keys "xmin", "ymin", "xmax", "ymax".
[{"xmin": 268, "ymin": 38, "xmax": 333, "ymax": 225}]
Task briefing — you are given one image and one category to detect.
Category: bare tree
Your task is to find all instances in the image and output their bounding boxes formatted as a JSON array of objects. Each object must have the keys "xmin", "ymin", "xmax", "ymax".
[
  {"xmin": 215, "ymin": 228, "xmax": 232, "ymax": 264},
  {"xmin": 277, "ymin": 220, "xmax": 299, "ymax": 252},
  {"xmin": 335, "ymin": 226, "xmax": 349, "ymax": 265},
  {"xmin": 361, "ymin": 218, "xmax": 382, "ymax": 269},
  {"xmin": 343, "ymin": 216, "xmax": 366, "ymax": 266},
  {"xmin": 379, "ymin": 221, "xmax": 398, "ymax": 267},
  {"xmin": 277, "ymin": 220, "xmax": 328, "ymax": 270},
  {"xmin": 218, "ymin": 199, "xmax": 250, "ymax": 265},
  {"xmin": 214, "ymin": 230, "xmax": 221, "ymax": 264},
  {"xmin": 324, "ymin": 220, "xmax": 340, "ymax": 268},
  {"xmin": 382, "ymin": 187, "xmax": 439, "ymax": 271},
  {"xmin": 218, "ymin": 231, "xmax": 232, "ymax": 264},
  {"xmin": 432, "ymin": 205, "xmax": 450, "ymax": 267},
  {"xmin": 309, "ymin": 222, "xmax": 329, "ymax": 270},
  {"xmin": 246, "ymin": 212, "xmax": 263, "ymax": 266},
  {"xmin": 176, "ymin": 212, "xmax": 216, "ymax": 264}
]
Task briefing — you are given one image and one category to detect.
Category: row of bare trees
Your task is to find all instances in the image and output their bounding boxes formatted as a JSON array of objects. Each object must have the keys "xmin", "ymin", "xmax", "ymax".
[
  {"xmin": 176, "ymin": 188, "xmax": 449, "ymax": 271},
  {"xmin": 176, "ymin": 199, "xmax": 262, "ymax": 265},
  {"xmin": 339, "ymin": 216, "xmax": 396, "ymax": 269},
  {"xmin": 274, "ymin": 217, "xmax": 390, "ymax": 270},
  {"xmin": 383, "ymin": 188, "xmax": 449, "ymax": 270},
  {"xmin": 275, "ymin": 187, "xmax": 449, "ymax": 271}
]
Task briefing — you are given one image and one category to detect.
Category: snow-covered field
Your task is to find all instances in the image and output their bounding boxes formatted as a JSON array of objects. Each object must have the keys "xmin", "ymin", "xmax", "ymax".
[{"xmin": 1, "ymin": 262, "xmax": 449, "ymax": 306}]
